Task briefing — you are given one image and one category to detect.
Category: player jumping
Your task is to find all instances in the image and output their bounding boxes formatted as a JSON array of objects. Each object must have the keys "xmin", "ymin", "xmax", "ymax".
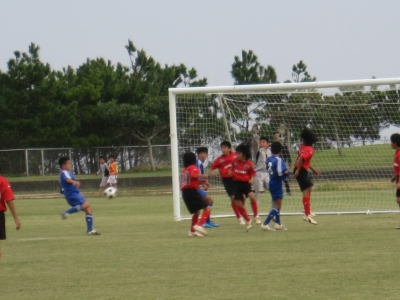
[{"xmin": 293, "ymin": 128, "xmax": 320, "ymax": 225}]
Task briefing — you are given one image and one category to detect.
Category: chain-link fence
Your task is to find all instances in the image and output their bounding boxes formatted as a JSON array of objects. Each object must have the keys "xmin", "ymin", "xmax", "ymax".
[{"xmin": 0, "ymin": 145, "xmax": 171, "ymax": 176}]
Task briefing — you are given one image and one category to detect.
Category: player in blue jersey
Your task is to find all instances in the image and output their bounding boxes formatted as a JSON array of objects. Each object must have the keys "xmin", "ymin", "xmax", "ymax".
[
  {"xmin": 59, "ymin": 157, "xmax": 100, "ymax": 235},
  {"xmin": 261, "ymin": 142, "xmax": 290, "ymax": 231},
  {"xmin": 196, "ymin": 147, "xmax": 219, "ymax": 228}
]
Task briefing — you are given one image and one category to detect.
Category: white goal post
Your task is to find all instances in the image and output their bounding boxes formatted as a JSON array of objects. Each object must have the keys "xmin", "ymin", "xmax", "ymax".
[{"xmin": 169, "ymin": 78, "xmax": 400, "ymax": 220}]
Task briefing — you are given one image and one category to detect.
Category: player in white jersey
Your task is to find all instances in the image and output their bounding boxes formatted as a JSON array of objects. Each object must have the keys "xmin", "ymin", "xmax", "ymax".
[{"xmin": 253, "ymin": 137, "xmax": 272, "ymax": 206}]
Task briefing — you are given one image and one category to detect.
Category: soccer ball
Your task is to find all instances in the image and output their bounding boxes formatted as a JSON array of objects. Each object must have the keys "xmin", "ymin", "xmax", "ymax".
[{"xmin": 104, "ymin": 187, "xmax": 117, "ymax": 199}]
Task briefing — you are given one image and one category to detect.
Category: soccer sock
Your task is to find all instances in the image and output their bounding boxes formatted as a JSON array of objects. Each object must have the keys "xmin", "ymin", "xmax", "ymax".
[
  {"xmin": 206, "ymin": 203, "xmax": 212, "ymax": 223},
  {"xmin": 197, "ymin": 210, "xmax": 211, "ymax": 227},
  {"xmin": 65, "ymin": 205, "xmax": 82, "ymax": 215},
  {"xmin": 251, "ymin": 201, "xmax": 259, "ymax": 218},
  {"xmin": 263, "ymin": 208, "xmax": 278, "ymax": 225},
  {"xmin": 86, "ymin": 214, "xmax": 93, "ymax": 232},
  {"xmin": 303, "ymin": 196, "xmax": 311, "ymax": 216},
  {"xmin": 191, "ymin": 214, "xmax": 199, "ymax": 232},
  {"xmin": 231, "ymin": 202, "xmax": 241, "ymax": 219},
  {"xmin": 238, "ymin": 206, "xmax": 250, "ymax": 222},
  {"xmin": 284, "ymin": 180, "xmax": 291, "ymax": 193},
  {"xmin": 275, "ymin": 209, "xmax": 281, "ymax": 225}
]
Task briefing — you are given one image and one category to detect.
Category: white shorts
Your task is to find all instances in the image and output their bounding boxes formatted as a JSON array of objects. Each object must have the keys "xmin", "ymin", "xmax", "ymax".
[
  {"xmin": 107, "ymin": 175, "xmax": 117, "ymax": 184},
  {"xmin": 100, "ymin": 177, "xmax": 108, "ymax": 187},
  {"xmin": 254, "ymin": 172, "xmax": 269, "ymax": 193}
]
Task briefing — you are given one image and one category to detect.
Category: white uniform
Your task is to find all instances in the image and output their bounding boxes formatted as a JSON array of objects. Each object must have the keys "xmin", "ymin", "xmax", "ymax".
[
  {"xmin": 96, "ymin": 163, "xmax": 109, "ymax": 187},
  {"xmin": 253, "ymin": 147, "xmax": 272, "ymax": 195}
]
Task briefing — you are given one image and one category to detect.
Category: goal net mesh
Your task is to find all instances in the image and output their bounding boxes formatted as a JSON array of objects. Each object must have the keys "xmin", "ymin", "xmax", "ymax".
[{"xmin": 175, "ymin": 84, "xmax": 400, "ymax": 219}]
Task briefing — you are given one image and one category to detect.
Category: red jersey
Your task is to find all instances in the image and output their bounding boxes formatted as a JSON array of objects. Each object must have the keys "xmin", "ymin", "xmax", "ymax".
[
  {"xmin": 394, "ymin": 149, "xmax": 400, "ymax": 175},
  {"xmin": 295, "ymin": 145, "xmax": 314, "ymax": 170},
  {"xmin": 0, "ymin": 176, "xmax": 15, "ymax": 212},
  {"xmin": 210, "ymin": 152, "xmax": 237, "ymax": 178},
  {"xmin": 232, "ymin": 159, "xmax": 256, "ymax": 182},
  {"xmin": 180, "ymin": 165, "xmax": 201, "ymax": 190}
]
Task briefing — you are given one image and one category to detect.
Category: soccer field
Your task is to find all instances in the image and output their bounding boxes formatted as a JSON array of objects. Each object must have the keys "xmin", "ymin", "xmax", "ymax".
[{"xmin": 1, "ymin": 195, "xmax": 399, "ymax": 300}]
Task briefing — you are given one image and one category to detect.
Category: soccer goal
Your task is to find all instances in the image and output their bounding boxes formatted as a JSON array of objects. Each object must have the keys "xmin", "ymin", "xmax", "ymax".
[{"xmin": 169, "ymin": 78, "xmax": 400, "ymax": 220}]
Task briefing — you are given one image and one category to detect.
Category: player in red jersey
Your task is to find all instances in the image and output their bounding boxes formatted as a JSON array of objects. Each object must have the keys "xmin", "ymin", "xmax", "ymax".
[
  {"xmin": 0, "ymin": 176, "xmax": 21, "ymax": 260},
  {"xmin": 230, "ymin": 142, "xmax": 260, "ymax": 229},
  {"xmin": 180, "ymin": 152, "xmax": 212, "ymax": 237},
  {"xmin": 210, "ymin": 141, "xmax": 244, "ymax": 224},
  {"xmin": 390, "ymin": 133, "xmax": 400, "ymax": 229},
  {"xmin": 293, "ymin": 128, "xmax": 320, "ymax": 225}
]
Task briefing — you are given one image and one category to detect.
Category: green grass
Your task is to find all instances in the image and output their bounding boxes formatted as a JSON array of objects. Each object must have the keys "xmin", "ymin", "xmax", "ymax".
[
  {"xmin": 1, "ymin": 195, "xmax": 400, "ymax": 299},
  {"xmin": 7, "ymin": 169, "xmax": 172, "ymax": 182}
]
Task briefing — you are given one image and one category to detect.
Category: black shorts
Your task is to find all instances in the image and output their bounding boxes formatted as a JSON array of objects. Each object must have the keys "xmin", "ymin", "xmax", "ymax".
[
  {"xmin": 294, "ymin": 168, "xmax": 314, "ymax": 192},
  {"xmin": 182, "ymin": 189, "xmax": 208, "ymax": 214},
  {"xmin": 397, "ymin": 189, "xmax": 400, "ymax": 198},
  {"xmin": 222, "ymin": 178, "xmax": 236, "ymax": 197},
  {"xmin": 233, "ymin": 181, "xmax": 252, "ymax": 201},
  {"xmin": 0, "ymin": 211, "xmax": 5, "ymax": 240}
]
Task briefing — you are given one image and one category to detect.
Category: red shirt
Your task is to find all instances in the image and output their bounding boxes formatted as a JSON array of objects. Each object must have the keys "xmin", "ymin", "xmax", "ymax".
[
  {"xmin": 0, "ymin": 176, "xmax": 15, "ymax": 212},
  {"xmin": 232, "ymin": 159, "xmax": 256, "ymax": 182},
  {"xmin": 180, "ymin": 165, "xmax": 201, "ymax": 190},
  {"xmin": 210, "ymin": 152, "xmax": 237, "ymax": 178},
  {"xmin": 394, "ymin": 149, "xmax": 400, "ymax": 175},
  {"xmin": 295, "ymin": 145, "xmax": 314, "ymax": 170}
]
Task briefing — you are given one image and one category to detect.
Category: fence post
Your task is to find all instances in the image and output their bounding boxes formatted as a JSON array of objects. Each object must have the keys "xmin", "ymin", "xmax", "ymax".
[
  {"xmin": 25, "ymin": 149, "xmax": 29, "ymax": 176},
  {"xmin": 41, "ymin": 149, "xmax": 45, "ymax": 176}
]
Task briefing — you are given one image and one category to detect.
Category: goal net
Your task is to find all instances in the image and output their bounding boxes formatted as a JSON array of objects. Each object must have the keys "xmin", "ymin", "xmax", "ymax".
[{"xmin": 169, "ymin": 79, "xmax": 400, "ymax": 220}]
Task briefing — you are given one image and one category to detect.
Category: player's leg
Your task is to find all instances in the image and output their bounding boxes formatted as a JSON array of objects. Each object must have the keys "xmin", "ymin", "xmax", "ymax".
[
  {"xmin": 247, "ymin": 191, "xmax": 260, "ymax": 224},
  {"xmin": 204, "ymin": 195, "xmax": 219, "ymax": 228},
  {"xmin": 80, "ymin": 199, "xmax": 100, "ymax": 235},
  {"xmin": 234, "ymin": 185, "xmax": 251, "ymax": 228},
  {"xmin": 254, "ymin": 173, "xmax": 264, "ymax": 207},
  {"xmin": 188, "ymin": 211, "xmax": 203, "ymax": 237},
  {"xmin": 396, "ymin": 188, "xmax": 400, "ymax": 229},
  {"xmin": 284, "ymin": 179, "xmax": 291, "ymax": 196},
  {"xmin": 262, "ymin": 199, "xmax": 282, "ymax": 231},
  {"xmin": 61, "ymin": 196, "xmax": 84, "ymax": 219},
  {"xmin": 302, "ymin": 187, "xmax": 317, "ymax": 225},
  {"xmin": 223, "ymin": 178, "xmax": 243, "ymax": 222}
]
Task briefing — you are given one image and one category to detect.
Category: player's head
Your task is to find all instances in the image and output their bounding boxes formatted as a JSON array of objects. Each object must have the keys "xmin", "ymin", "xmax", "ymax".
[
  {"xmin": 259, "ymin": 136, "xmax": 269, "ymax": 149},
  {"xmin": 59, "ymin": 157, "xmax": 71, "ymax": 170},
  {"xmin": 273, "ymin": 131, "xmax": 280, "ymax": 141},
  {"xmin": 108, "ymin": 155, "xmax": 115, "ymax": 162},
  {"xmin": 390, "ymin": 133, "xmax": 400, "ymax": 148},
  {"xmin": 183, "ymin": 152, "xmax": 197, "ymax": 168},
  {"xmin": 196, "ymin": 147, "xmax": 208, "ymax": 162},
  {"xmin": 300, "ymin": 128, "xmax": 317, "ymax": 146},
  {"xmin": 270, "ymin": 142, "xmax": 282, "ymax": 155},
  {"xmin": 235, "ymin": 142, "xmax": 252, "ymax": 161},
  {"xmin": 99, "ymin": 156, "xmax": 106, "ymax": 163},
  {"xmin": 220, "ymin": 141, "xmax": 232, "ymax": 155}
]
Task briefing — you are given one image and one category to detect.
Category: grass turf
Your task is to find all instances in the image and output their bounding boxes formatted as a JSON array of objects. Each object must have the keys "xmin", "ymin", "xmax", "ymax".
[{"xmin": 1, "ymin": 195, "xmax": 400, "ymax": 299}]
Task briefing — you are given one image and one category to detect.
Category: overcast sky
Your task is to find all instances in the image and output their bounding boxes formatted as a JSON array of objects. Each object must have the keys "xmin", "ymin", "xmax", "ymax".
[{"xmin": 1, "ymin": 0, "xmax": 400, "ymax": 86}]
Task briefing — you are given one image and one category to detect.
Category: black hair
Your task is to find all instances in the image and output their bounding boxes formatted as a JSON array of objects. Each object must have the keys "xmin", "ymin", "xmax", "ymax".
[
  {"xmin": 300, "ymin": 128, "xmax": 317, "ymax": 146},
  {"xmin": 273, "ymin": 131, "xmax": 280, "ymax": 135},
  {"xmin": 270, "ymin": 142, "xmax": 282, "ymax": 155},
  {"xmin": 108, "ymin": 154, "xmax": 115, "ymax": 159},
  {"xmin": 99, "ymin": 156, "xmax": 106, "ymax": 160},
  {"xmin": 391, "ymin": 133, "xmax": 400, "ymax": 147},
  {"xmin": 220, "ymin": 141, "xmax": 232, "ymax": 149},
  {"xmin": 58, "ymin": 157, "xmax": 70, "ymax": 168},
  {"xmin": 259, "ymin": 136, "xmax": 269, "ymax": 143},
  {"xmin": 183, "ymin": 152, "xmax": 197, "ymax": 168},
  {"xmin": 196, "ymin": 147, "xmax": 208, "ymax": 155},
  {"xmin": 235, "ymin": 142, "xmax": 252, "ymax": 160}
]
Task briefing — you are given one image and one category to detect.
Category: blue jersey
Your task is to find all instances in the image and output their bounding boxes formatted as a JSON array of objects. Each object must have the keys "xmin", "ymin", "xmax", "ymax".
[
  {"xmin": 266, "ymin": 155, "xmax": 289, "ymax": 182},
  {"xmin": 196, "ymin": 159, "xmax": 205, "ymax": 175},
  {"xmin": 59, "ymin": 170, "xmax": 79, "ymax": 198}
]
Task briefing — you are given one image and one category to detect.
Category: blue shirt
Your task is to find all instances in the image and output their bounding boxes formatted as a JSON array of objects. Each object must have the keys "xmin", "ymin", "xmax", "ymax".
[
  {"xmin": 196, "ymin": 159, "xmax": 205, "ymax": 175},
  {"xmin": 266, "ymin": 155, "xmax": 289, "ymax": 182},
  {"xmin": 59, "ymin": 170, "xmax": 79, "ymax": 198}
]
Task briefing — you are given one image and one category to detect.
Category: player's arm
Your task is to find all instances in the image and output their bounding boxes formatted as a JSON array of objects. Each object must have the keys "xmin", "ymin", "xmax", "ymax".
[
  {"xmin": 1, "ymin": 182, "xmax": 20, "ymax": 230},
  {"xmin": 65, "ymin": 178, "xmax": 80, "ymax": 187},
  {"xmin": 192, "ymin": 174, "xmax": 208, "ymax": 180},
  {"xmin": 6, "ymin": 201, "xmax": 21, "ymax": 230},
  {"xmin": 209, "ymin": 159, "xmax": 219, "ymax": 177},
  {"xmin": 248, "ymin": 164, "xmax": 256, "ymax": 184},
  {"xmin": 310, "ymin": 165, "xmax": 321, "ymax": 176},
  {"xmin": 293, "ymin": 157, "xmax": 303, "ymax": 178}
]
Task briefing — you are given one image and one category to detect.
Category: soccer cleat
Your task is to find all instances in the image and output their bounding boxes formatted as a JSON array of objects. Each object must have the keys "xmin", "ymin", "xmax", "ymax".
[
  {"xmin": 60, "ymin": 211, "xmax": 68, "ymax": 220},
  {"xmin": 86, "ymin": 230, "xmax": 101, "ymax": 235},
  {"xmin": 302, "ymin": 209, "xmax": 316, "ymax": 217},
  {"xmin": 188, "ymin": 231, "xmax": 204, "ymax": 237},
  {"xmin": 261, "ymin": 224, "xmax": 275, "ymax": 231},
  {"xmin": 238, "ymin": 217, "xmax": 246, "ymax": 225},
  {"xmin": 274, "ymin": 224, "xmax": 287, "ymax": 230},
  {"xmin": 287, "ymin": 192, "xmax": 292, "ymax": 196},
  {"xmin": 246, "ymin": 220, "xmax": 252, "ymax": 229},
  {"xmin": 254, "ymin": 216, "xmax": 262, "ymax": 225},
  {"xmin": 209, "ymin": 222, "xmax": 220, "ymax": 227},
  {"xmin": 303, "ymin": 215, "xmax": 318, "ymax": 225},
  {"xmin": 203, "ymin": 222, "xmax": 213, "ymax": 228},
  {"xmin": 193, "ymin": 225, "xmax": 208, "ymax": 236}
]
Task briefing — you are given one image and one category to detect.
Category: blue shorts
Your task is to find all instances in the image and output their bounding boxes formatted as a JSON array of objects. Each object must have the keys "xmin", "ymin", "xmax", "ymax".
[
  {"xmin": 66, "ymin": 193, "xmax": 86, "ymax": 207},
  {"xmin": 197, "ymin": 188, "xmax": 207, "ymax": 199},
  {"xmin": 269, "ymin": 181, "xmax": 283, "ymax": 202}
]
